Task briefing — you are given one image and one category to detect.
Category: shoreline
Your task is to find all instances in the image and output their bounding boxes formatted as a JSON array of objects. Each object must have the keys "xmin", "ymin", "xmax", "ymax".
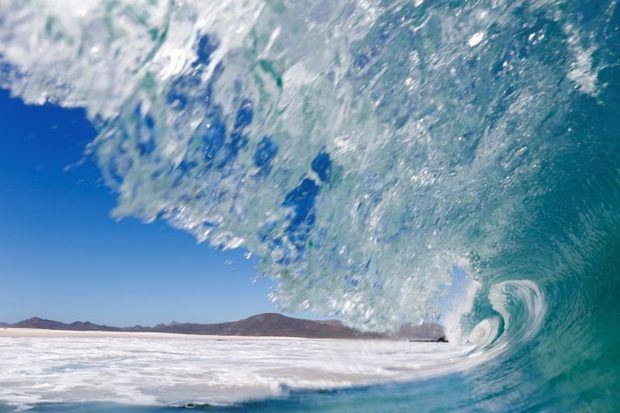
[{"xmin": 0, "ymin": 327, "xmax": 376, "ymax": 341}]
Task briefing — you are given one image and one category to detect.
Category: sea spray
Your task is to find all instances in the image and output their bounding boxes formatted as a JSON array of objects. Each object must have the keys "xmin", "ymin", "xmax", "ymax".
[{"xmin": 0, "ymin": 0, "xmax": 591, "ymax": 331}]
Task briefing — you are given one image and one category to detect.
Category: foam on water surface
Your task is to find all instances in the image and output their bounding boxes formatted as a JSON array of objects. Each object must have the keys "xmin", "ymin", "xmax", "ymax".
[{"xmin": 0, "ymin": 333, "xmax": 481, "ymax": 410}]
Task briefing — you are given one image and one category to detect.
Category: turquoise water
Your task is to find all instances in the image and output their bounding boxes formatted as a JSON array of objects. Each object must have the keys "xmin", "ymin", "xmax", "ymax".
[
  {"xmin": 1, "ymin": 0, "xmax": 619, "ymax": 411},
  {"xmin": 0, "ymin": 373, "xmax": 541, "ymax": 412}
]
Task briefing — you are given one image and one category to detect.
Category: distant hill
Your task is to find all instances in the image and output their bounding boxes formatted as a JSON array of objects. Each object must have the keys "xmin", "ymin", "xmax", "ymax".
[
  {"xmin": 2, "ymin": 314, "xmax": 446, "ymax": 341},
  {"xmin": 10, "ymin": 317, "xmax": 118, "ymax": 332},
  {"xmin": 146, "ymin": 313, "xmax": 383, "ymax": 339}
]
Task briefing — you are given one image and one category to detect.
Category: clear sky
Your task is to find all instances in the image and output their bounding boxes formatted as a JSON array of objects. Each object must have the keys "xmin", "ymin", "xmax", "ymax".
[{"xmin": 0, "ymin": 89, "xmax": 313, "ymax": 326}]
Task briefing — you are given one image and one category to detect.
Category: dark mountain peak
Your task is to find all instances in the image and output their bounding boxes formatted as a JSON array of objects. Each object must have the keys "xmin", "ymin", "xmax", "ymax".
[
  {"xmin": 11, "ymin": 317, "xmax": 117, "ymax": 332},
  {"xmin": 23, "ymin": 316, "xmax": 47, "ymax": 323},
  {"xmin": 12, "ymin": 317, "xmax": 67, "ymax": 329},
  {"xmin": 244, "ymin": 312, "xmax": 290, "ymax": 321}
]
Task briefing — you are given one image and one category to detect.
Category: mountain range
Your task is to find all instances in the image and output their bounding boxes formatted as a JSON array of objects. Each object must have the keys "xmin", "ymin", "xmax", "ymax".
[{"xmin": 1, "ymin": 313, "xmax": 446, "ymax": 341}]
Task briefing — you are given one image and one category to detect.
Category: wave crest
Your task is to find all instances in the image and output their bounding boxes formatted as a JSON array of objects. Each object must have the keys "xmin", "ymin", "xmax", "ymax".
[{"xmin": 0, "ymin": 0, "xmax": 611, "ymax": 335}]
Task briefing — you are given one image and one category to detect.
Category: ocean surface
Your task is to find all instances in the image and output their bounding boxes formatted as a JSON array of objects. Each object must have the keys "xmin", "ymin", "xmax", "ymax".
[
  {"xmin": 0, "ymin": 0, "xmax": 619, "ymax": 411},
  {"xmin": 0, "ymin": 333, "xmax": 486, "ymax": 412}
]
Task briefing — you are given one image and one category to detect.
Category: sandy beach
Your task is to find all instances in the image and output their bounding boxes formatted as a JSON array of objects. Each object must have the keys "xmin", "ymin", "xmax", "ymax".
[{"xmin": 0, "ymin": 327, "xmax": 314, "ymax": 340}]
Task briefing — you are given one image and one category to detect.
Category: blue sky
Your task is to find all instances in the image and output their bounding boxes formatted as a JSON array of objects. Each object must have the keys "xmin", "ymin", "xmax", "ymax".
[{"xmin": 0, "ymin": 89, "xmax": 312, "ymax": 326}]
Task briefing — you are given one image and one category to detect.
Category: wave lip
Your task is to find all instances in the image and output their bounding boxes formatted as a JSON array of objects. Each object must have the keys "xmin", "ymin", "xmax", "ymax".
[
  {"xmin": 0, "ymin": 0, "xmax": 612, "ymax": 335},
  {"xmin": 465, "ymin": 279, "xmax": 547, "ymax": 360}
]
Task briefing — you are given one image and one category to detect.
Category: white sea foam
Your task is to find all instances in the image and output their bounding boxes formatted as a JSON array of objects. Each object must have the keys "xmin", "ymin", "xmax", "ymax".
[
  {"xmin": 468, "ymin": 32, "xmax": 485, "ymax": 47},
  {"xmin": 0, "ymin": 332, "xmax": 487, "ymax": 410},
  {"xmin": 564, "ymin": 24, "xmax": 599, "ymax": 96}
]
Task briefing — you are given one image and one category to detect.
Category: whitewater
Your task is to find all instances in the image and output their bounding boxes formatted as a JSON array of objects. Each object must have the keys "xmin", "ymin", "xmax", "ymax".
[
  {"xmin": 0, "ymin": 330, "xmax": 486, "ymax": 410},
  {"xmin": 0, "ymin": 0, "xmax": 618, "ymax": 411}
]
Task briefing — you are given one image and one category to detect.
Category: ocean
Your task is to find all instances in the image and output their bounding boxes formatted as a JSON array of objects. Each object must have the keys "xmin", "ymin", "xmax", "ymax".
[
  {"xmin": 0, "ymin": 333, "xmax": 488, "ymax": 412},
  {"xmin": 0, "ymin": 0, "xmax": 619, "ymax": 411}
]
